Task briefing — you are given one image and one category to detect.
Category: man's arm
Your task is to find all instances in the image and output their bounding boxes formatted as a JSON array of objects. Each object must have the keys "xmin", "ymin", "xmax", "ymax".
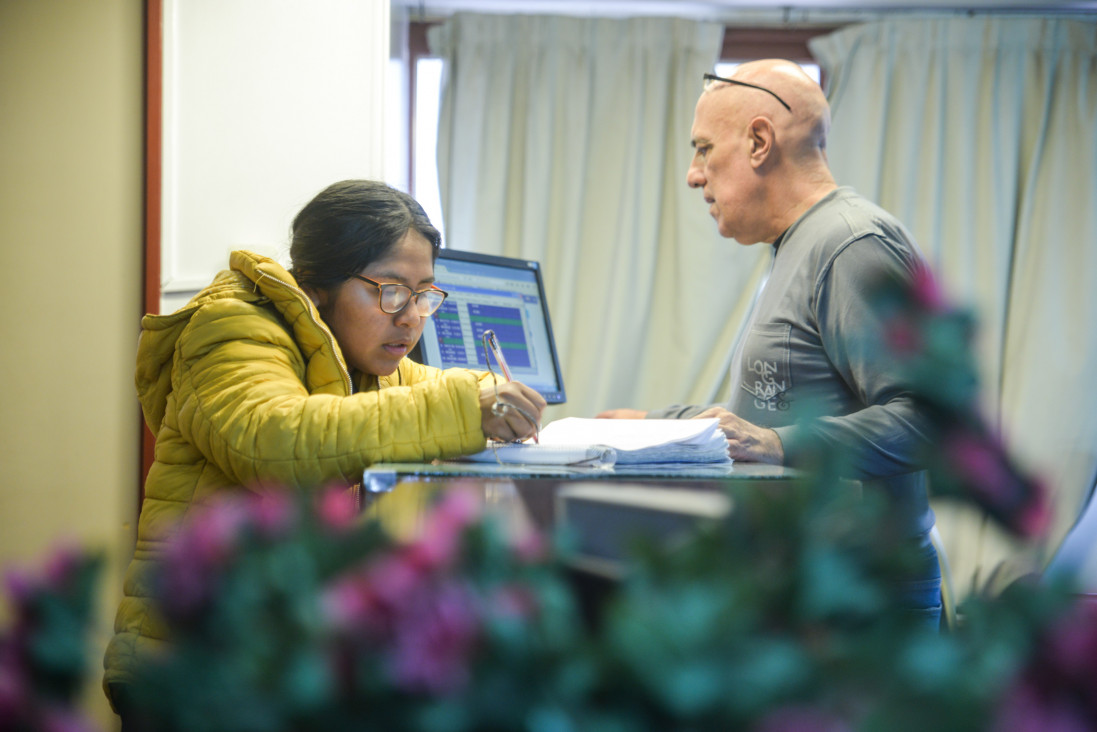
[
  {"xmin": 597, "ymin": 404, "xmax": 714, "ymax": 419},
  {"xmin": 775, "ymin": 238, "xmax": 931, "ymax": 478},
  {"xmin": 646, "ymin": 404, "xmax": 711, "ymax": 419}
]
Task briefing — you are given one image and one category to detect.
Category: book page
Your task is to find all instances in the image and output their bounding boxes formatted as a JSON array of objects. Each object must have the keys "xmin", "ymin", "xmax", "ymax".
[{"xmin": 538, "ymin": 417, "xmax": 723, "ymax": 451}]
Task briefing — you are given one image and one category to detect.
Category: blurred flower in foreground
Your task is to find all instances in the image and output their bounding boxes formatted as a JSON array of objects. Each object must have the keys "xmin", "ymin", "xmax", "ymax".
[
  {"xmin": 0, "ymin": 546, "xmax": 102, "ymax": 732},
  {"xmin": 992, "ymin": 597, "xmax": 1097, "ymax": 732},
  {"xmin": 321, "ymin": 489, "xmax": 489, "ymax": 695},
  {"xmin": 752, "ymin": 705, "xmax": 852, "ymax": 732},
  {"xmin": 128, "ymin": 484, "xmax": 582, "ymax": 732},
  {"xmin": 874, "ymin": 262, "xmax": 1050, "ymax": 539},
  {"xmin": 938, "ymin": 427, "xmax": 1051, "ymax": 538}
]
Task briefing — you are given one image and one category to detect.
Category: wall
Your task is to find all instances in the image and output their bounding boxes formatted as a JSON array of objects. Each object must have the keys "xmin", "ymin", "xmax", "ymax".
[
  {"xmin": 0, "ymin": 0, "xmax": 392, "ymax": 728},
  {"xmin": 159, "ymin": 0, "xmax": 391, "ymax": 312},
  {"xmin": 0, "ymin": 0, "xmax": 144, "ymax": 729}
]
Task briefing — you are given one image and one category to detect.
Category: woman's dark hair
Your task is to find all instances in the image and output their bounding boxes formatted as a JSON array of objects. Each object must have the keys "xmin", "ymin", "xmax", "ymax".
[{"xmin": 289, "ymin": 180, "xmax": 442, "ymax": 290}]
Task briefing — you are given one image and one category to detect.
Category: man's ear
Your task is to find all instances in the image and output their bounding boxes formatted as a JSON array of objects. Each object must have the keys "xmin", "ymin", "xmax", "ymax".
[{"xmin": 747, "ymin": 116, "xmax": 775, "ymax": 168}]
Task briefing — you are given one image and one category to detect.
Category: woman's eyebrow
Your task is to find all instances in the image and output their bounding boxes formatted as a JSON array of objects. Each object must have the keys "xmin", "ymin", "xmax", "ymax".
[{"xmin": 369, "ymin": 270, "xmax": 436, "ymax": 286}]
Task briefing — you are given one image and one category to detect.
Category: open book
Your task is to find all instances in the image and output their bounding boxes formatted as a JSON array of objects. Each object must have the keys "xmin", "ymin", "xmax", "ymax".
[{"xmin": 461, "ymin": 417, "xmax": 732, "ymax": 468}]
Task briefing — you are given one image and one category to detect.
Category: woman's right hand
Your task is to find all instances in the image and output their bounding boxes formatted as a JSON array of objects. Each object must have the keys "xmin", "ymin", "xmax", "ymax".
[{"xmin": 479, "ymin": 381, "xmax": 547, "ymax": 443}]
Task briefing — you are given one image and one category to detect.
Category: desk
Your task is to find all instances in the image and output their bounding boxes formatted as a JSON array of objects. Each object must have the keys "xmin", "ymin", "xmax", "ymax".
[
  {"xmin": 361, "ymin": 461, "xmax": 805, "ymax": 627},
  {"xmin": 364, "ymin": 460, "xmax": 795, "ymax": 488},
  {"xmin": 361, "ymin": 460, "xmax": 801, "ymax": 541}
]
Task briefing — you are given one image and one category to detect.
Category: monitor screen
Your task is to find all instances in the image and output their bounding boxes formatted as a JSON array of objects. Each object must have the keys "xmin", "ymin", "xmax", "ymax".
[{"xmin": 413, "ymin": 249, "xmax": 567, "ymax": 404}]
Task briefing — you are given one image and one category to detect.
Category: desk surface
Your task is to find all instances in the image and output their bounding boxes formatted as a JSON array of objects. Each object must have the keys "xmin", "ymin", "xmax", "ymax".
[
  {"xmin": 361, "ymin": 461, "xmax": 803, "ymax": 538},
  {"xmin": 363, "ymin": 460, "xmax": 798, "ymax": 488}
]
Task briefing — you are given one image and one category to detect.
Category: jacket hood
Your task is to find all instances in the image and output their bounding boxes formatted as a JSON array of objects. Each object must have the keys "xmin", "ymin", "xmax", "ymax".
[{"xmin": 135, "ymin": 251, "xmax": 349, "ymax": 433}]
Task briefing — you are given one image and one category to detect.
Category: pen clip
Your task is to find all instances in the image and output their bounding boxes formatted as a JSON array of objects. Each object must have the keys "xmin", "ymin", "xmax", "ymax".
[
  {"xmin": 483, "ymin": 329, "xmax": 513, "ymax": 382},
  {"xmin": 481, "ymin": 329, "xmax": 537, "ymax": 443}
]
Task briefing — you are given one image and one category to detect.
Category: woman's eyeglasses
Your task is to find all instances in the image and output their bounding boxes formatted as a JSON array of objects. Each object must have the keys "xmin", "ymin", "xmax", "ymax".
[{"xmin": 348, "ymin": 274, "xmax": 448, "ymax": 316}]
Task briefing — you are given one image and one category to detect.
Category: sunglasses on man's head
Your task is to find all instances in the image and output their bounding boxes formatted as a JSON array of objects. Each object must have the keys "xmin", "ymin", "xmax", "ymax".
[{"xmin": 702, "ymin": 73, "xmax": 792, "ymax": 113}]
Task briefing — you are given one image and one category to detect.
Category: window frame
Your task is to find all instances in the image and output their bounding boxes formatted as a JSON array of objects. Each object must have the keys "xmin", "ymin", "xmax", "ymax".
[{"xmin": 408, "ymin": 21, "xmax": 440, "ymax": 197}]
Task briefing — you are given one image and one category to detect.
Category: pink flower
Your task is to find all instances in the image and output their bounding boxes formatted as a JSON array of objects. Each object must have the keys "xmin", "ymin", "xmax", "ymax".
[
  {"xmin": 883, "ymin": 316, "xmax": 922, "ymax": 356},
  {"xmin": 0, "ymin": 657, "xmax": 29, "ymax": 719},
  {"xmin": 322, "ymin": 576, "xmax": 384, "ymax": 633},
  {"xmin": 316, "ymin": 486, "xmax": 358, "ymax": 531},
  {"xmin": 412, "ymin": 487, "xmax": 483, "ymax": 571},
  {"xmin": 43, "ymin": 544, "xmax": 84, "ymax": 587},
  {"xmin": 945, "ymin": 432, "xmax": 1007, "ymax": 488},
  {"xmin": 3, "ymin": 568, "xmax": 36, "ymax": 608},
  {"xmin": 510, "ymin": 528, "xmax": 547, "ymax": 564},
  {"xmin": 992, "ymin": 678, "xmax": 1091, "ymax": 732},
  {"xmin": 489, "ymin": 584, "xmax": 538, "ymax": 621},
  {"xmin": 942, "ymin": 427, "xmax": 1048, "ymax": 538},
  {"xmin": 4, "ymin": 544, "xmax": 85, "ymax": 608},
  {"xmin": 252, "ymin": 491, "xmax": 296, "ymax": 537},
  {"xmin": 185, "ymin": 500, "xmax": 250, "ymax": 565},
  {"xmin": 910, "ymin": 262, "xmax": 948, "ymax": 314},
  {"xmin": 1043, "ymin": 600, "xmax": 1097, "ymax": 679},
  {"xmin": 157, "ymin": 548, "xmax": 215, "ymax": 618},
  {"xmin": 753, "ymin": 705, "xmax": 851, "ymax": 732},
  {"xmin": 367, "ymin": 552, "xmax": 430, "ymax": 610},
  {"xmin": 992, "ymin": 600, "xmax": 1097, "ymax": 732},
  {"xmin": 41, "ymin": 707, "xmax": 101, "ymax": 732},
  {"xmin": 1015, "ymin": 481, "xmax": 1052, "ymax": 538},
  {"xmin": 157, "ymin": 500, "xmax": 251, "ymax": 617},
  {"xmin": 945, "ymin": 431, "xmax": 1017, "ymax": 507},
  {"xmin": 388, "ymin": 581, "xmax": 481, "ymax": 694},
  {"xmin": 425, "ymin": 486, "xmax": 481, "ymax": 533}
]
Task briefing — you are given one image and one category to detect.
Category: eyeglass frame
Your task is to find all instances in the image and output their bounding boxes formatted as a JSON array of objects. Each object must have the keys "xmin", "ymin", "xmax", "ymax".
[
  {"xmin": 702, "ymin": 72, "xmax": 792, "ymax": 113},
  {"xmin": 347, "ymin": 273, "xmax": 449, "ymax": 316}
]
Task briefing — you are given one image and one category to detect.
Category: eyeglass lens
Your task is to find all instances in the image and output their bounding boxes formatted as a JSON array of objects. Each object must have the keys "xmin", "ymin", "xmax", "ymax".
[{"xmin": 378, "ymin": 284, "xmax": 446, "ymax": 316}]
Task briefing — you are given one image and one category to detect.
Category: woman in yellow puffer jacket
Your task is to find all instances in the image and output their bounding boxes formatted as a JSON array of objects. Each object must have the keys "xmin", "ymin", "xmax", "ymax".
[{"xmin": 103, "ymin": 180, "xmax": 546, "ymax": 713}]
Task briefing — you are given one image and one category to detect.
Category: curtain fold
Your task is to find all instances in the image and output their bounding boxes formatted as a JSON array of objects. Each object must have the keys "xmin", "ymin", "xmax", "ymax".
[
  {"xmin": 811, "ymin": 17, "xmax": 1097, "ymax": 596},
  {"xmin": 429, "ymin": 14, "xmax": 769, "ymax": 422}
]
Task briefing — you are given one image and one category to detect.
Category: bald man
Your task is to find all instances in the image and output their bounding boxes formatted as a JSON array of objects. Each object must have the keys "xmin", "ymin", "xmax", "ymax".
[{"xmin": 601, "ymin": 60, "xmax": 940, "ymax": 622}]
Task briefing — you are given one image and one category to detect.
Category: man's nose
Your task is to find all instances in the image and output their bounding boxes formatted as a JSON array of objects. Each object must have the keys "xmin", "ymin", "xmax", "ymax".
[{"xmin": 686, "ymin": 164, "xmax": 705, "ymax": 189}]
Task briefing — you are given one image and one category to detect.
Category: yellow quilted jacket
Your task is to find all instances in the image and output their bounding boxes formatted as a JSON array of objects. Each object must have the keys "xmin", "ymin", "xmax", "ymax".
[{"xmin": 104, "ymin": 250, "xmax": 490, "ymax": 698}]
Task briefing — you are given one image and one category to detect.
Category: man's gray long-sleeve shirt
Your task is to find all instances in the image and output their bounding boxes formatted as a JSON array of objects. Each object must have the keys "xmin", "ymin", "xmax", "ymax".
[{"xmin": 653, "ymin": 188, "xmax": 934, "ymax": 536}]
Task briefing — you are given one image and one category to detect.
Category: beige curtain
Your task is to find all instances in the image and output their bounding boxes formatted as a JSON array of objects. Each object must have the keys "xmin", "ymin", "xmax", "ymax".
[
  {"xmin": 812, "ymin": 17, "xmax": 1097, "ymax": 597},
  {"xmin": 429, "ymin": 14, "xmax": 769, "ymax": 423}
]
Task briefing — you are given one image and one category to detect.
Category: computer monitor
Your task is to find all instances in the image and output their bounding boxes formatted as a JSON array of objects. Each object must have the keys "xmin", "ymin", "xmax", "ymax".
[{"xmin": 413, "ymin": 249, "xmax": 567, "ymax": 404}]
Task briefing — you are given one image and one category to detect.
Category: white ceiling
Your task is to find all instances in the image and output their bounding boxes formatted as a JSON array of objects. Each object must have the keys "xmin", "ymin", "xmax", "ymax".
[{"xmin": 394, "ymin": 0, "xmax": 1097, "ymax": 23}]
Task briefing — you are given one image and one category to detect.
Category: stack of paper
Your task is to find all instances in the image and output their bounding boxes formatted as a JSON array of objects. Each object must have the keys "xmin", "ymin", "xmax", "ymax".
[
  {"xmin": 462, "ymin": 418, "xmax": 731, "ymax": 467},
  {"xmin": 461, "ymin": 442, "xmax": 617, "ymax": 468},
  {"xmin": 540, "ymin": 417, "xmax": 731, "ymax": 464}
]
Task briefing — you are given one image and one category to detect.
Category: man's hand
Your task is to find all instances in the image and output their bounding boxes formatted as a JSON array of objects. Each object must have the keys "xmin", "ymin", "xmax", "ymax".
[
  {"xmin": 596, "ymin": 408, "xmax": 649, "ymax": 419},
  {"xmin": 695, "ymin": 407, "xmax": 784, "ymax": 464}
]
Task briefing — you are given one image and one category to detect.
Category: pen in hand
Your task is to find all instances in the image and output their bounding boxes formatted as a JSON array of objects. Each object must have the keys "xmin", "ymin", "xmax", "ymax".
[
  {"xmin": 482, "ymin": 329, "xmax": 539, "ymax": 443},
  {"xmin": 484, "ymin": 330, "xmax": 513, "ymax": 382}
]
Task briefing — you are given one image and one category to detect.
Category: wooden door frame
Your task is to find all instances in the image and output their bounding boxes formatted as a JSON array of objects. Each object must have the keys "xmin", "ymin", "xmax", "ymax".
[{"xmin": 140, "ymin": 0, "xmax": 162, "ymax": 496}]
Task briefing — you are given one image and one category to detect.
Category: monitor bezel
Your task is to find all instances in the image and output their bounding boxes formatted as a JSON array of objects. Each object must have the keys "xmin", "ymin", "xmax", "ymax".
[{"xmin": 409, "ymin": 248, "xmax": 567, "ymax": 405}]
